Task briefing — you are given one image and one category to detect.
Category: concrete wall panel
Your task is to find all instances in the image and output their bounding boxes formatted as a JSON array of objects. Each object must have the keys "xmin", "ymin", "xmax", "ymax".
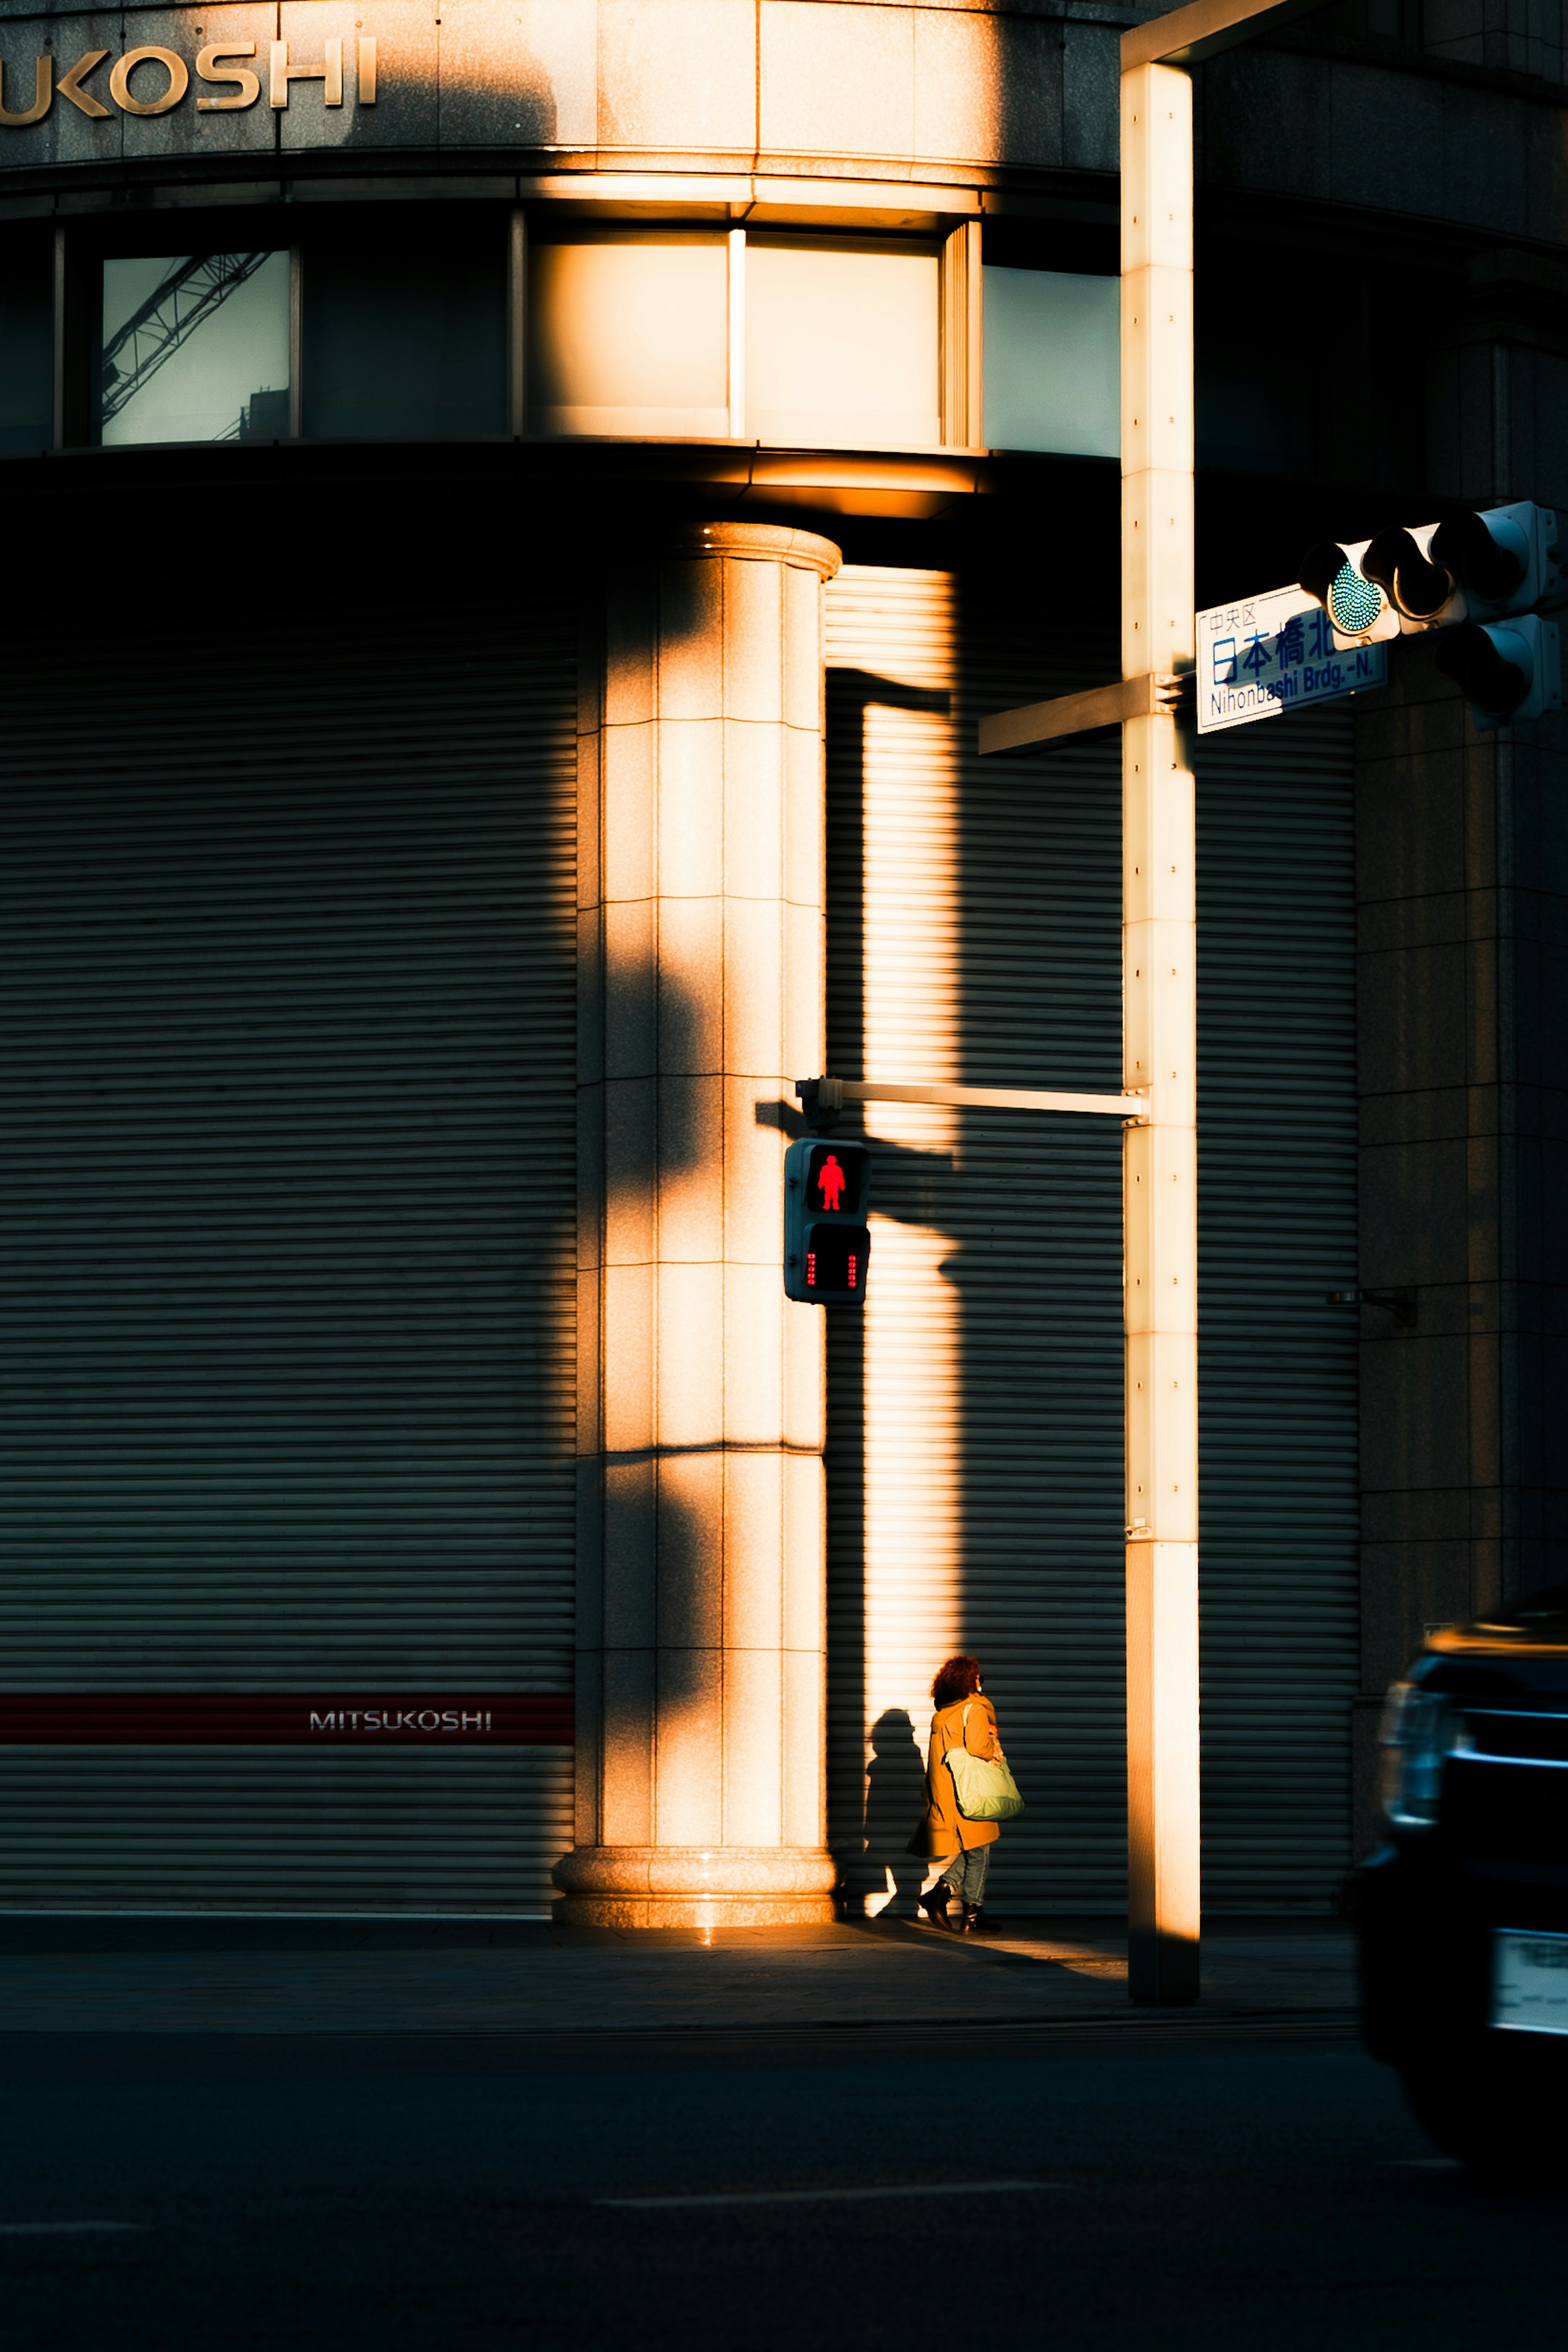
[
  {"xmin": 759, "ymin": 0, "xmax": 914, "ymax": 163},
  {"xmin": 278, "ymin": 0, "xmax": 437, "ymax": 151},
  {"xmin": 597, "ymin": 0, "xmax": 755, "ymax": 154},
  {"xmin": 913, "ymin": 6, "xmax": 1061, "ymax": 173},
  {"xmin": 439, "ymin": 0, "xmax": 597, "ymax": 146}
]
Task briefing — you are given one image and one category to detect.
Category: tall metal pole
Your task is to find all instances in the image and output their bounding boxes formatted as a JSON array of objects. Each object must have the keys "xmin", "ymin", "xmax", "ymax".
[
  {"xmin": 1119, "ymin": 0, "xmax": 1320, "ymax": 2007},
  {"xmin": 1120, "ymin": 57, "xmax": 1200, "ymax": 2005},
  {"xmin": 981, "ymin": 0, "xmax": 1321, "ymax": 2003}
]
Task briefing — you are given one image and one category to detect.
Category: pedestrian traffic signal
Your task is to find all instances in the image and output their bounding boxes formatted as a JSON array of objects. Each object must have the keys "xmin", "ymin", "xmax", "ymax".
[
  {"xmin": 1434, "ymin": 614, "xmax": 1562, "ymax": 730},
  {"xmin": 784, "ymin": 1138, "xmax": 871, "ymax": 1304},
  {"xmin": 1299, "ymin": 504, "xmax": 1562, "ymax": 650}
]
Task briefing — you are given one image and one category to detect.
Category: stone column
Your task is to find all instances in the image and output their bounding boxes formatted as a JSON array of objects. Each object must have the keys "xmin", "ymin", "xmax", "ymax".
[
  {"xmin": 1348, "ymin": 258, "xmax": 1568, "ymax": 1854},
  {"xmin": 556, "ymin": 521, "xmax": 842, "ymax": 1929},
  {"xmin": 1351, "ymin": 634, "xmax": 1568, "ymax": 1854}
]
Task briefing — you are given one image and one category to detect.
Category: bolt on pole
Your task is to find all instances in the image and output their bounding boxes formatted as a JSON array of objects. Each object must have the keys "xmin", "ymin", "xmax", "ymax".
[{"xmin": 1121, "ymin": 54, "xmax": 1200, "ymax": 2006}]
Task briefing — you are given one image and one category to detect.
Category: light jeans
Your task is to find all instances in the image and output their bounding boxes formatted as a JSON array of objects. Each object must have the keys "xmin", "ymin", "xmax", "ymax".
[{"xmin": 938, "ymin": 1846, "xmax": 991, "ymax": 1907}]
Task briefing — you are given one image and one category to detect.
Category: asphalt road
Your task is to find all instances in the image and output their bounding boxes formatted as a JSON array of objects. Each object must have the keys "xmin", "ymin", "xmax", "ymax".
[{"xmin": 4, "ymin": 2023, "xmax": 1566, "ymax": 2352}]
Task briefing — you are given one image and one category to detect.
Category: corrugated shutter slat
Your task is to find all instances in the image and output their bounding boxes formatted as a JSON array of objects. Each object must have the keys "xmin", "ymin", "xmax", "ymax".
[
  {"xmin": 825, "ymin": 565, "xmax": 1357, "ymax": 1917},
  {"xmin": 0, "ymin": 590, "xmax": 576, "ymax": 1914}
]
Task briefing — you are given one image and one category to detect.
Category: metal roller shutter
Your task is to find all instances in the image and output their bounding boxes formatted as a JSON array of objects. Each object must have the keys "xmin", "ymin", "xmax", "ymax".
[
  {"xmin": 824, "ymin": 562, "xmax": 1358, "ymax": 1916},
  {"xmin": 0, "ymin": 578, "xmax": 576, "ymax": 1914},
  {"xmin": 1196, "ymin": 707, "xmax": 1360, "ymax": 1909}
]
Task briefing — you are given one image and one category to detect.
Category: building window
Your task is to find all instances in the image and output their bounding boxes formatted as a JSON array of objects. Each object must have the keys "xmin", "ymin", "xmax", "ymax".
[
  {"xmin": 0, "ymin": 229, "xmax": 52, "ymax": 454},
  {"xmin": 96, "ymin": 251, "xmax": 290, "ymax": 448},
  {"xmin": 746, "ymin": 236, "xmax": 941, "ymax": 449},
  {"xmin": 303, "ymin": 217, "xmax": 506, "ymax": 440},
  {"xmin": 527, "ymin": 228, "xmax": 729, "ymax": 438},
  {"xmin": 0, "ymin": 209, "xmax": 1158, "ymax": 463},
  {"xmin": 981, "ymin": 267, "xmax": 1119, "ymax": 459}
]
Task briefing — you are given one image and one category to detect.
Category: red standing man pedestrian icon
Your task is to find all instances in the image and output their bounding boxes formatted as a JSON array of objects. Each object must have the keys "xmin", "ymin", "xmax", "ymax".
[{"xmin": 816, "ymin": 1153, "xmax": 846, "ymax": 1212}]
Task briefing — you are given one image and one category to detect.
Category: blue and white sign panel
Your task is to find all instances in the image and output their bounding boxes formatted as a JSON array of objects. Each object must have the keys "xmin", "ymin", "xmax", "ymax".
[{"xmin": 1198, "ymin": 584, "xmax": 1388, "ymax": 735}]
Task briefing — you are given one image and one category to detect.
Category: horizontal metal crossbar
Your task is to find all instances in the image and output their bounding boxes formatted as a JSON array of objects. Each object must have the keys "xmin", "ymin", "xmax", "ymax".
[
  {"xmin": 797, "ymin": 1077, "xmax": 1149, "ymax": 1120},
  {"xmin": 1121, "ymin": 0, "xmax": 1334, "ymax": 71},
  {"xmin": 977, "ymin": 671, "xmax": 1184, "ymax": 756}
]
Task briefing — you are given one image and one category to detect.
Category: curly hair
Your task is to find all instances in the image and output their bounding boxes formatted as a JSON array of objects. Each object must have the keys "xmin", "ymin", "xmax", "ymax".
[{"xmin": 931, "ymin": 1654, "xmax": 982, "ymax": 1709}]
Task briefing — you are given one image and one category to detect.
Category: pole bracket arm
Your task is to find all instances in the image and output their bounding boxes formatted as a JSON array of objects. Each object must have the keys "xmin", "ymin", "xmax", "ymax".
[
  {"xmin": 978, "ymin": 671, "xmax": 1187, "ymax": 757},
  {"xmin": 796, "ymin": 1076, "xmax": 1150, "ymax": 1123},
  {"xmin": 1326, "ymin": 1286, "xmax": 1419, "ymax": 1327},
  {"xmin": 1122, "ymin": 0, "xmax": 1336, "ymax": 71}
]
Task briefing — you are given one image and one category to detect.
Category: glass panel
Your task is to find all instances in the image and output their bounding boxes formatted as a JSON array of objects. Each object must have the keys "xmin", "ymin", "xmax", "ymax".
[
  {"xmin": 982, "ymin": 267, "xmax": 1118, "ymax": 458},
  {"xmin": 528, "ymin": 233, "xmax": 728, "ymax": 437},
  {"xmin": 98, "ymin": 253, "xmax": 290, "ymax": 448},
  {"xmin": 1196, "ymin": 282, "xmax": 1312, "ymax": 477},
  {"xmin": 303, "ymin": 221, "xmax": 506, "ymax": 440},
  {"xmin": 0, "ymin": 231, "xmax": 52, "ymax": 454},
  {"xmin": 1197, "ymin": 365, "xmax": 1310, "ymax": 475},
  {"xmin": 746, "ymin": 238, "xmax": 940, "ymax": 449}
]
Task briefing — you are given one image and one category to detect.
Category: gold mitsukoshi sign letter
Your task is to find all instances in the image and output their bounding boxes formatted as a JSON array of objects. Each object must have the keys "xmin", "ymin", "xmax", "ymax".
[{"xmin": 0, "ymin": 33, "xmax": 377, "ymax": 123}]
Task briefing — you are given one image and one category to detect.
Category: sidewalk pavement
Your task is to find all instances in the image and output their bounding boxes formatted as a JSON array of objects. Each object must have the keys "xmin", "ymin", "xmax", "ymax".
[{"xmin": 0, "ymin": 1915, "xmax": 1359, "ymax": 2040}]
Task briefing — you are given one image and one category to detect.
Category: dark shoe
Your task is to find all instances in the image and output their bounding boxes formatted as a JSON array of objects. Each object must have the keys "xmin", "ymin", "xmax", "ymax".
[
  {"xmin": 961, "ymin": 1904, "xmax": 991, "ymax": 1935},
  {"xmin": 919, "ymin": 1886, "xmax": 954, "ymax": 1931}
]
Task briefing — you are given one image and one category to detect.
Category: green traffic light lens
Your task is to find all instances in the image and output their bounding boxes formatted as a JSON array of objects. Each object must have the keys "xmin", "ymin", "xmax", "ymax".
[{"xmin": 1327, "ymin": 563, "xmax": 1386, "ymax": 635}]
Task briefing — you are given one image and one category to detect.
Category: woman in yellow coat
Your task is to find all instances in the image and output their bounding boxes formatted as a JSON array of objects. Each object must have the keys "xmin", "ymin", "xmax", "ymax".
[{"xmin": 915, "ymin": 1653, "xmax": 1005, "ymax": 1934}]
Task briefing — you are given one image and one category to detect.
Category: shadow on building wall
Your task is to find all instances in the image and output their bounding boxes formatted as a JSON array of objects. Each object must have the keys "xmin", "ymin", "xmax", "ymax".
[
  {"xmin": 827, "ymin": 654, "xmax": 964, "ymax": 1900},
  {"xmin": 842, "ymin": 1706, "xmax": 929, "ymax": 1918},
  {"xmin": 824, "ymin": 562, "xmax": 1129, "ymax": 1918}
]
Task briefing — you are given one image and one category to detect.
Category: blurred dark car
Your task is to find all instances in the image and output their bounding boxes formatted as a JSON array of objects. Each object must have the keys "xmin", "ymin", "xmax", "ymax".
[{"xmin": 1360, "ymin": 1588, "xmax": 1568, "ymax": 2167}]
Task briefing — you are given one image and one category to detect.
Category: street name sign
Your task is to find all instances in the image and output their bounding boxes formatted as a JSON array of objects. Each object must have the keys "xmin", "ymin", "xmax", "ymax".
[{"xmin": 1197, "ymin": 583, "xmax": 1388, "ymax": 734}]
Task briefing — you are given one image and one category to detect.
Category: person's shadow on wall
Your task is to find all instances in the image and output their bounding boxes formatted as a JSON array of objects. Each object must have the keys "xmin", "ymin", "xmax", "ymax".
[{"xmin": 856, "ymin": 1708, "xmax": 931, "ymax": 1918}]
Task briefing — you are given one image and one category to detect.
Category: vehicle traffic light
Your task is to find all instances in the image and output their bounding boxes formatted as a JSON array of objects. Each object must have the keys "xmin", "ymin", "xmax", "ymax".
[
  {"xmin": 1299, "ymin": 503, "xmax": 1562, "ymax": 650},
  {"xmin": 1298, "ymin": 535, "xmax": 1402, "ymax": 646},
  {"xmin": 1434, "ymin": 614, "xmax": 1562, "ymax": 730},
  {"xmin": 783, "ymin": 1138, "xmax": 871, "ymax": 1304}
]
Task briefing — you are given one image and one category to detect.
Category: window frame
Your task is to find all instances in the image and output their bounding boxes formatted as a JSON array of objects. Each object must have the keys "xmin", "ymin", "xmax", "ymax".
[
  {"xmin": 58, "ymin": 209, "xmax": 302, "ymax": 452},
  {"xmin": 520, "ymin": 207, "xmax": 979, "ymax": 454},
  {"xmin": 29, "ymin": 200, "xmax": 991, "ymax": 455},
  {"xmin": 523, "ymin": 217, "xmax": 735, "ymax": 442}
]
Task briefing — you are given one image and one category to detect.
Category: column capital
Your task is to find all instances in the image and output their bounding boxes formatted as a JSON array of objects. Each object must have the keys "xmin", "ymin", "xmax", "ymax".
[{"xmin": 665, "ymin": 521, "xmax": 842, "ymax": 580}]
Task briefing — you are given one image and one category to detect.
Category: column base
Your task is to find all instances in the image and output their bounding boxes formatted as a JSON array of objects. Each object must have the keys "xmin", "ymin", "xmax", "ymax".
[{"xmin": 552, "ymin": 1845, "xmax": 839, "ymax": 1929}]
